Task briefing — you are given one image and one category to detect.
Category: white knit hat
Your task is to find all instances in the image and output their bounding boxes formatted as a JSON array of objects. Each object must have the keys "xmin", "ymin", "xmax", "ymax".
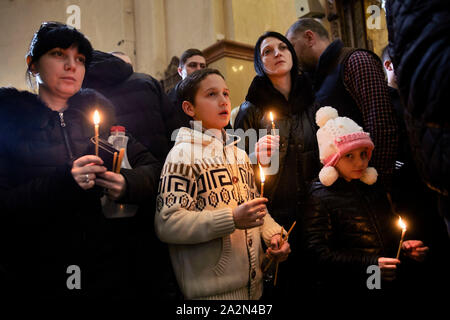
[{"xmin": 315, "ymin": 106, "xmax": 378, "ymax": 186}]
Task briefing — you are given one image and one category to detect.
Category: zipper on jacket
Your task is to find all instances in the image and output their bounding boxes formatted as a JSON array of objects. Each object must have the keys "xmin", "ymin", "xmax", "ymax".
[{"xmin": 59, "ymin": 112, "xmax": 74, "ymax": 160}]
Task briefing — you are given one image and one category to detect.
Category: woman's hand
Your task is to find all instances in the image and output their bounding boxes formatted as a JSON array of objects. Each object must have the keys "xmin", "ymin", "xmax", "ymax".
[
  {"xmin": 233, "ymin": 198, "xmax": 268, "ymax": 229},
  {"xmin": 378, "ymin": 257, "xmax": 400, "ymax": 281},
  {"xmin": 255, "ymin": 135, "xmax": 279, "ymax": 165},
  {"xmin": 266, "ymin": 233, "xmax": 291, "ymax": 262},
  {"xmin": 95, "ymin": 171, "xmax": 127, "ymax": 200},
  {"xmin": 402, "ymin": 240, "xmax": 429, "ymax": 262},
  {"xmin": 71, "ymin": 155, "xmax": 107, "ymax": 190}
]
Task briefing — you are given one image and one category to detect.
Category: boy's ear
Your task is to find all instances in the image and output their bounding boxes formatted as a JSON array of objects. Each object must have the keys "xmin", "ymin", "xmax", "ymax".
[{"xmin": 182, "ymin": 100, "xmax": 195, "ymax": 118}]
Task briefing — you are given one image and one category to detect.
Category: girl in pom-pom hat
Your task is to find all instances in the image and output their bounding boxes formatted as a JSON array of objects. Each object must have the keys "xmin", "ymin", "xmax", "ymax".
[{"xmin": 303, "ymin": 106, "xmax": 429, "ymax": 297}]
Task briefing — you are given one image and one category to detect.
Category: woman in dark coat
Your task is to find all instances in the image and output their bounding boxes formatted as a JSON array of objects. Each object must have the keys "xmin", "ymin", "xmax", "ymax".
[
  {"xmin": 0, "ymin": 22, "xmax": 161, "ymax": 298},
  {"xmin": 234, "ymin": 31, "xmax": 319, "ymax": 298}
]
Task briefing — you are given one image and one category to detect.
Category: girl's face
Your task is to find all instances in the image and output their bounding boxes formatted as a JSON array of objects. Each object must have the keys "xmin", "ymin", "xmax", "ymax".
[
  {"xmin": 31, "ymin": 45, "xmax": 86, "ymax": 101},
  {"xmin": 184, "ymin": 74, "xmax": 231, "ymax": 130},
  {"xmin": 335, "ymin": 147, "xmax": 370, "ymax": 181},
  {"xmin": 260, "ymin": 37, "xmax": 293, "ymax": 78}
]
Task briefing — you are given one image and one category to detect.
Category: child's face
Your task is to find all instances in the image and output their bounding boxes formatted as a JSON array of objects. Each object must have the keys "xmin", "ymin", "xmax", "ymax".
[
  {"xmin": 335, "ymin": 147, "xmax": 369, "ymax": 182},
  {"xmin": 188, "ymin": 74, "xmax": 231, "ymax": 130}
]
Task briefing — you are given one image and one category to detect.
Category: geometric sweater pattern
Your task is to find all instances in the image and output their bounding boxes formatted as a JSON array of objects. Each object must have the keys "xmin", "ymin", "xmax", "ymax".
[{"xmin": 155, "ymin": 127, "xmax": 281, "ymax": 300}]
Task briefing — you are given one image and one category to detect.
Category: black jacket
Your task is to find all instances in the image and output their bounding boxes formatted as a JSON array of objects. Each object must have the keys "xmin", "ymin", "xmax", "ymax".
[
  {"xmin": 387, "ymin": 0, "xmax": 450, "ymax": 196},
  {"xmin": 0, "ymin": 88, "xmax": 161, "ymax": 298},
  {"xmin": 234, "ymin": 75, "xmax": 319, "ymax": 225},
  {"xmin": 305, "ymin": 179, "xmax": 399, "ymax": 294},
  {"xmin": 83, "ymin": 50, "xmax": 175, "ymax": 162}
]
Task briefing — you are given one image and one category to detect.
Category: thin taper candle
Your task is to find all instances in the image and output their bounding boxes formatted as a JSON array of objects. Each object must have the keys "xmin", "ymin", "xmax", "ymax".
[
  {"xmin": 93, "ymin": 110, "xmax": 100, "ymax": 157},
  {"xmin": 396, "ymin": 217, "xmax": 407, "ymax": 259}
]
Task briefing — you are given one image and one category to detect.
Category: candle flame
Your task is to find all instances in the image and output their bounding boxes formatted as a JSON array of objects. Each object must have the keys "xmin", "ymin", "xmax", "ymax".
[
  {"xmin": 259, "ymin": 164, "xmax": 265, "ymax": 183},
  {"xmin": 93, "ymin": 110, "xmax": 100, "ymax": 125},
  {"xmin": 398, "ymin": 217, "xmax": 407, "ymax": 231},
  {"xmin": 269, "ymin": 112, "xmax": 274, "ymax": 122}
]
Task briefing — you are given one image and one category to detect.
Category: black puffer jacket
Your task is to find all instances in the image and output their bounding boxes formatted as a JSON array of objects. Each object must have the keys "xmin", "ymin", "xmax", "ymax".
[
  {"xmin": 83, "ymin": 50, "xmax": 175, "ymax": 162},
  {"xmin": 0, "ymin": 88, "xmax": 161, "ymax": 298},
  {"xmin": 234, "ymin": 74, "xmax": 319, "ymax": 226},
  {"xmin": 386, "ymin": 0, "xmax": 450, "ymax": 196},
  {"xmin": 305, "ymin": 178, "xmax": 399, "ymax": 294}
]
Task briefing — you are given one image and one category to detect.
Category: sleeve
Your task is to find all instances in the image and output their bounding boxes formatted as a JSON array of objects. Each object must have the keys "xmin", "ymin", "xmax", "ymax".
[
  {"xmin": 154, "ymin": 149, "xmax": 236, "ymax": 245},
  {"xmin": 243, "ymin": 151, "xmax": 282, "ymax": 246},
  {"xmin": 0, "ymin": 157, "xmax": 87, "ymax": 224},
  {"xmin": 344, "ymin": 51, "xmax": 398, "ymax": 190},
  {"xmin": 304, "ymin": 191, "xmax": 380, "ymax": 275},
  {"xmin": 118, "ymin": 133, "xmax": 163, "ymax": 205}
]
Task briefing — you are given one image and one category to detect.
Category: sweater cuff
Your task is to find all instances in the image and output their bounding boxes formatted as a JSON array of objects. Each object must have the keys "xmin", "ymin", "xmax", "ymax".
[
  {"xmin": 261, "ymin": 217, "xmax": 283, "ymax": 247},
  {"xmin": 212, "ymin": 208, "xmax": 235, "ymax": 237}
]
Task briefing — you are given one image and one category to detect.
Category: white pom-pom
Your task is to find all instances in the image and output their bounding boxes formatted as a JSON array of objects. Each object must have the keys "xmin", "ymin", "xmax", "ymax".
[
  {"xmin": 316, "ymin": 107, "xmax": 339, "ymax": 128},
  {"xmin": 319, "ymin": 166, "xmax": 339, "ymax": 186},
  {"xmin": 360, "ymin": 167, "xmax": 378, "ymax": 185}
]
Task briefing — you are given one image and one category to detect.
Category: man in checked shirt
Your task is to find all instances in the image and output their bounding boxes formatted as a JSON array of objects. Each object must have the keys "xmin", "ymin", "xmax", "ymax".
[{"xmin": 286, "ymin": 18, "xmax": 398, "ymax": 191}]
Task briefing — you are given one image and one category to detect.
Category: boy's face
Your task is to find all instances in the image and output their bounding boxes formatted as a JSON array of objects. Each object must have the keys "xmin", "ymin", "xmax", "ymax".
[
  {"xmin": 335, "ymin": 147, "xmax": 369, "ymax": 182},
  {"xmin": 184, "ymin": 74, "xmax": 231, "ymax": 130}
]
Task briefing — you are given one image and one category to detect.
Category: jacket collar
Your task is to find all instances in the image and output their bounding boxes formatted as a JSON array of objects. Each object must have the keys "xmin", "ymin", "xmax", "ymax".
[
  {"xmin": 313, "ymin": 39, "xmax": 344, "ymax": 90},
  {"xmin": 0, "ymin": 87, "xmax": 115, "ymax": 133},
  {"xmin": 175, "ymin": 125, "xmax": 240, "ymax": 150},
  {"xmin": 245, "ymin": 75, "xmax": 302, "ymax": 116}
]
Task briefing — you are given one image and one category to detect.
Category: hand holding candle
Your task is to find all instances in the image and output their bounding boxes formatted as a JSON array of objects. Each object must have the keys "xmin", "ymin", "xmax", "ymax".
[
  {"xmin": 263, "ymin": 221, "xmax": 295, "ymax": 273},
  {"xmin": 93, "ymin": 110, "xmax": 100, "ymax": 157}
]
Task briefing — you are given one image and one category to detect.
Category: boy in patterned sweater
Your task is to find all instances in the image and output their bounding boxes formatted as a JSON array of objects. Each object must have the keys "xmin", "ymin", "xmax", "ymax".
[{"xmin": 155, "ymin": 68, "xmax": 290, "ymax": 300}]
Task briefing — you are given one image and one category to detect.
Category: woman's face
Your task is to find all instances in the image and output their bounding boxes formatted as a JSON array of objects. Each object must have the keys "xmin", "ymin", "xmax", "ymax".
[
  {"xmin": 31, "ymin": 45, "xmax": 86, "ymax": 101},
  {"xmin": 260, "ymin": 37, "xmax": 293, "ymax": 78}
]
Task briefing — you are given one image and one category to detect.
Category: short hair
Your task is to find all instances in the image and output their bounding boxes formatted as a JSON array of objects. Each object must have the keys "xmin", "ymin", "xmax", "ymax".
[
  {"xmin": 177, "ymin": 68, "xmax": 224, "ymax": 104},
  {"xmin": 253, "ymin": 31, "xmax": 299, "ymax": 79},
  {"xmin": 286, "ymin": 18, "xmax": 329, "ymax": 40},
  {"xmin": 381, "ymin": 45, "xmax": 391, "ymax": 62},
  {"xmin": 27, "ymin": 21, "xmax": 93, "ymax": 68},
  {"xmin": 26, "ymin": 21, "xmax": 93, "ymax": 88},
  {"xmin": 179, "ymin": 48, "xmax": 205, "ymax": 68}
]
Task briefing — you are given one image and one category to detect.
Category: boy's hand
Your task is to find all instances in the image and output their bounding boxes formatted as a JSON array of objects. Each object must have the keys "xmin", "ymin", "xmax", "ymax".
[
  {"xmin": 378, "ymin": 257, "xmax": 400, "ymax": 281},
  {"xmin": 266, "ymin": 234, "xmax": 291, "ymax": 262},
  {"xmin": 256, "ymin": 135, "xmax": 279, "ymax": 165},
  {"xmin": 233, "ymin": 198, "xmax": 268, "ymax": 229},
  {"xmin": 402, "ymin": 240, "xmax": 429, "ymax": 262}
]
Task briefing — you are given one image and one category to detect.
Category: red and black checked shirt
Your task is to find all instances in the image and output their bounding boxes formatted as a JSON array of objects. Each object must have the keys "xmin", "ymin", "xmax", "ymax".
[{"xmin": 344, "ymin": 51, "xmax": 398, "ymax": 190}]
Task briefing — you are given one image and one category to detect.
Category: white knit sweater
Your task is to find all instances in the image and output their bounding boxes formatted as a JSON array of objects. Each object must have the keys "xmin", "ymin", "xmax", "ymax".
[{"xmin": 155, "ymin": 127, "xmax": 281, "ymax": 300}]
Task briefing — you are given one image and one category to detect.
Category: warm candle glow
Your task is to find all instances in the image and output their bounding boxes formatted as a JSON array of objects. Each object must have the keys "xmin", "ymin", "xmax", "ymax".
[
  {"xmin": 93, "ymin": 110, "xmax": 100, "ymax": 157},
  {"xmin": 93, "ymin": 110, "xmax": 100, "ymax": 125},
  {"xmin": 269, "ymin": 111, "xmax": 276, "ymax": 131},
  {"xmin": 259, "ymin": 164, "xmax": 265, "ymax": 197},
  {"xmin": 398, "ymin": 217, "xmax": 407, "ymax": 231},
  {"xmin": 259, "ymin": 164, "xmax": 265, "ymax": 183},
  {"xmin": 396, "ymin": 216, "xmax": 407, "ymax": 259}
]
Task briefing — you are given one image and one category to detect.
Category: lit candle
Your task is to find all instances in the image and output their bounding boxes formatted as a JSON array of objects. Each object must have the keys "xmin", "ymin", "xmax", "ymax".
[
  {"xmin": 396, "ymin": 217, "xmax": 407, "ymax": 259},
  {"xmin": 269, "ymin": 111, "xmax": 276, "ymax": 134},
  {"xmin": 93, "ymin": 110, "xmax": 100, "ymax": 157},
  {"xmin": 259, "ymin": 164, "xmax": 265, "ymax": 197}
]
